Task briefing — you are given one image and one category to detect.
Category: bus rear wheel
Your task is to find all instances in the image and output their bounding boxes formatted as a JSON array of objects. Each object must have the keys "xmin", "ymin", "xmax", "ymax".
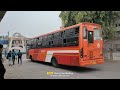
[{"xmin": 51, "ymin": 57, "xmax": 59, "ymax": 68}]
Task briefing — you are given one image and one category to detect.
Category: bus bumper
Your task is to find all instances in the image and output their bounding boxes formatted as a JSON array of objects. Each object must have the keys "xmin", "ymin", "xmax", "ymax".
[{"xmin": 79, "ymin": 59, "xmax": 104, "ymax": 67}]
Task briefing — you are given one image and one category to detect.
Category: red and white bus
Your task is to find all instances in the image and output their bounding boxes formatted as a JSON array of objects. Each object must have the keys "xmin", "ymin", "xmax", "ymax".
[{"xmin": 26, "ymin": 22, "xmax": 104, "ymax": 67}]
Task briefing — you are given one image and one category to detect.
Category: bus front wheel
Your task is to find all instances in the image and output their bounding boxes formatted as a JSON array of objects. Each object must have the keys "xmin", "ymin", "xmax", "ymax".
[{"xmin": 51, "ymin": 57, "xmax": 59, "ymax": 68}]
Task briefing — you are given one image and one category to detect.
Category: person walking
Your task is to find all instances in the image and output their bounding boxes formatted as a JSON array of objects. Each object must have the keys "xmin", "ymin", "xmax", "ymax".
[
  {"xmin": 17, "ymin": 50, "xmax": 22, "ymax": 64},
  {"xmin": 11, "ymin": 49, "xmax": 16, "ymax": 65},
  {"xmin": 7, "ymin": 51, "xmax": 12, "ymax": 66},
  {"xmin": 0, "ymin": 44, "xmax": 6, "ymax": 79}
]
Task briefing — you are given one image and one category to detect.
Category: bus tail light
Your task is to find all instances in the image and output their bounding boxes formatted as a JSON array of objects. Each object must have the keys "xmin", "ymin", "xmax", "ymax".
[{"xmin": 80, "ymin": 48, "xmax": 83, "ymax": 58}]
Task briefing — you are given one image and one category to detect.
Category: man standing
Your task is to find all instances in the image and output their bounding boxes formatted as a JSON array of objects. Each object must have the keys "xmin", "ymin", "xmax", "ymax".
[
  {"xmin": 7, "ymin": 51, "xmax": 12, "ymax": 66},
  {"xmin": 12, "ymin": 49, "xmax": 16, "ymax": 65},
  {"xmin": 0, "ymin": 44, "xmax": 6, "ymax": 79},
  {"xmin": 17, "ymin": 50, "xmax": 22, "ymax": 64}
]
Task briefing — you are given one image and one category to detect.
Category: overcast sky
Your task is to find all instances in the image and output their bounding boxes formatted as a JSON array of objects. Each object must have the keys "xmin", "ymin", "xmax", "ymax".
[{"xmin": 0, "ymin": 11, "xmax": 62, "ymax": 38}]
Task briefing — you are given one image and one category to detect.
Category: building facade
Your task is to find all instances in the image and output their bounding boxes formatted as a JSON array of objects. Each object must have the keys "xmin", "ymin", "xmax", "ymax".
[{"xmin": 8, "ymin": 33, "xmax": 27, "ymax": 53}]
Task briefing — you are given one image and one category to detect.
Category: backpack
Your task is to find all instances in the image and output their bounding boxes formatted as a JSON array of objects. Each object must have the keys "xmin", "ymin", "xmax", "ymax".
[{"xmin": 6, "ymin": 52, "xmax": 11, "ymax": 59}]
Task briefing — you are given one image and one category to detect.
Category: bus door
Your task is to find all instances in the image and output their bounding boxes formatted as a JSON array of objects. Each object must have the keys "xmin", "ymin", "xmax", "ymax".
[
  {"xmin": 82, "ymin": 26, "xmax": 95, "ymax": 60},
  {"xmin": 26, "ymin": 41, "xmax": 31, "ymax": 59}
]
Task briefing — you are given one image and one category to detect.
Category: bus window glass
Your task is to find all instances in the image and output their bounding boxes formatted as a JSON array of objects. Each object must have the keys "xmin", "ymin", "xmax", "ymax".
[
  {"xmin": 83, "ymin": 27, "xmax": 87, "ymax": 39},
  {"xmin": 88, "ymin": 31, "xmax": 93, "ymax": 43},
  {"xmin": 75, "ymin": 27, "xmax": 79, "ymax": 34}
]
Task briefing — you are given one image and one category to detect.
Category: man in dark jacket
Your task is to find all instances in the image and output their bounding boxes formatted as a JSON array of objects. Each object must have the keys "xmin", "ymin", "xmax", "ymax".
[
  {"xmin": 12, "ymin": 49, "xmax": 16, "ymax": 65},
  {"xmin": 0, "ymin": 44, "xmax": 6, "ymax": 79},
  {"xmin": 17, "ymin": 50, "xmax": 22, "ymax": 64}
]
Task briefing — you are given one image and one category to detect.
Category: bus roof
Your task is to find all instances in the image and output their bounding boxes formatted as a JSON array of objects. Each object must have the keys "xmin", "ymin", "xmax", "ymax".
[{"xmin": 31, "ymin": 22, "xmax": 101, "ymax": 39}]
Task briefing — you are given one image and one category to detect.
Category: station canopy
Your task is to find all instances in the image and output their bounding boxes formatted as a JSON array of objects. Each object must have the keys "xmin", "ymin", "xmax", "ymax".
[{"xmin": 0, "ymin": 11, "xmax": 6, "ymax": 22}]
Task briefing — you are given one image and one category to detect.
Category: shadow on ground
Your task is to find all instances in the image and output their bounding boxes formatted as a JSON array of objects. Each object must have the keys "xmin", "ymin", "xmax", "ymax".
[{"xmin": 29, "ymin": 60, "xmax": 100, "ymax": 73}]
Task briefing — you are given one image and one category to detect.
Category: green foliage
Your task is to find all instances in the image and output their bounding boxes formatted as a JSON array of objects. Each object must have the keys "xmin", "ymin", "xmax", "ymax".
[
  {"xmin": 59, "ymin": 11, "xmax": 120, "ymax": 39},
  {"xmin": 0, "ymin": 36, "xmax": 2, "ymax": 39}
]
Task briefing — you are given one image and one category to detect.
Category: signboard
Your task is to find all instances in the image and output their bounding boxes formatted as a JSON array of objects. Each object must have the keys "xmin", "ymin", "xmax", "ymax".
[{"xmin": 0, "ymin": 40, "xmax": 8, "ymax": 44}]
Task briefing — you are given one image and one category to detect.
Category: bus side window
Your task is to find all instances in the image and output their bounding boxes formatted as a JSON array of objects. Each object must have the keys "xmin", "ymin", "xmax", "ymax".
[
  {"xmin": 47, "ymin": 34, "xmax": 54, "ymax": 48},
  {"xmin": 75, "ymin": 27, "xmax": 79, "ymax": 34},
  {"xmin": 63, "ymin": 27, "xmax": 79, "ymax": 47},
  {"xmin": 42, "ymin": 37, "xmax": 45, "ymax": 48},
  {"xmin": 33, "ymin": 39, "xmax": 37, "ymax": 48},
  {"xmin": 47, "ymin": 35, "xmax": 50, "ymax": 48},
  {"xmin": 61, "ymin": 31, "xmax": 65, "ymax": 37},
  {"xmin": 74, "ymin": 27, "xmax": 79, "ymax": 45},
  {"xmin": 53, "ymin": 32, "xmax": 59, "ymax": 47},
  {"xmin": 62, "ymin": 30, "xmax": 67, "ymax": 46},
  {"xmin": 51, "ymin": 34, "xmax": 54, "ymax": 47},
  {"xmin": 63, "ymin": 39, "xmax": 66, "ymax": 44},
  {"xmin": 45, "ymin": 36, "xmax": 48, "ymax": 48},
  {"xmin": 40, "ymin": 37, "xmax": 42, "ymax": 48},
  {"xmin": 36, "ymin": 38, "xmax": 39, "ymax": 48},
  {"xmin": 45, "ymin": 36, "xmax": 49, "ymax": 48},
  {"xmin": 31, "ymin": 39, "xmax": 33, "ymax": 48}
]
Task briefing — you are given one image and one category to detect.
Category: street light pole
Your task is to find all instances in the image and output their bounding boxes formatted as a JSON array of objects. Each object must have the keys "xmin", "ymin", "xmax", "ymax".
[
  {"xmin": 8, "ymin": 31, "xmax": 9, "ymax": 38},
  {"xmin": 7, "ymin": 31, "xmax": 10, "ymax": 52}
]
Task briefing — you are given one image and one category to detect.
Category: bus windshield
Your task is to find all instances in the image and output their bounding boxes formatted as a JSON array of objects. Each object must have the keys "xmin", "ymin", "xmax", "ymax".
[{"xmin": 94, "ymin": 28, "xmax": 102, "ymax": 40}]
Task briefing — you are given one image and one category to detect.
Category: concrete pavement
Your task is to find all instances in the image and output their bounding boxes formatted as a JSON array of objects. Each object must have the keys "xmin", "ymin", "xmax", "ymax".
[{"xmin": 3, "ymin": 54, "xmax": 120, "ymax": 79}]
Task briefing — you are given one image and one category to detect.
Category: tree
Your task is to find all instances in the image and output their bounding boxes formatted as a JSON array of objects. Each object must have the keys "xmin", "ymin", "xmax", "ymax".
[{"xmin": 59, "ymin": 11, "xmax": 120, "ymax": 39}]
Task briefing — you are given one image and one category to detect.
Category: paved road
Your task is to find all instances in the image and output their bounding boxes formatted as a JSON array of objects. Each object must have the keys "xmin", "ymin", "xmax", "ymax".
[{"xmin": 3, "ymin": 54, "xmax": 120, "ymax": 79}]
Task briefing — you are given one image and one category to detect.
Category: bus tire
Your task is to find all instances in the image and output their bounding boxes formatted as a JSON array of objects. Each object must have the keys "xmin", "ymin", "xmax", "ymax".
[
  {"xmin": 51, "ymin": 57, "xmax": 59, "ymax": 68},
  {"xmin": 30, "ymin": 55, "xmax": 33, "ymax": 62}
]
